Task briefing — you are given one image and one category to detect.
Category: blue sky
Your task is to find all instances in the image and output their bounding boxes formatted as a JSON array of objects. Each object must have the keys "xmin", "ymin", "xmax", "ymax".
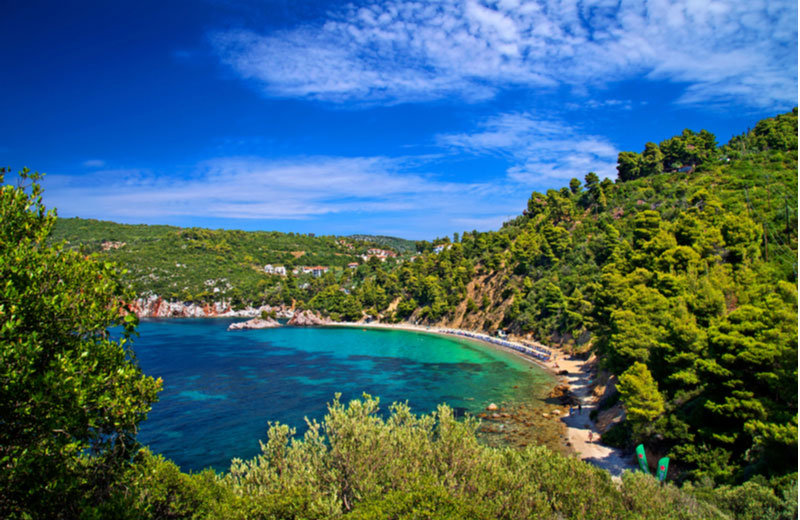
[{"xmin": 1, "ymin": 0, "xmax": 796, "ymax": 239}]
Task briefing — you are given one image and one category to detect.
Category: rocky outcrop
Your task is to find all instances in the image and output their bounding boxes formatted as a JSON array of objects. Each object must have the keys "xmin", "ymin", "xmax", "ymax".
[
  {"xmin": 549, "ymin": 383, "xmax": 579, "ymax": 405},
  {"xmin": 287, "ymin": 310, "xmax": 330, "ymax": 326},
  {"xmin": 227, "ymin": 318, "xmax": 282, "ymax": 331},
  {"xmin": 591, "ymin": 373, "xmax": 618, "ymax": 401},
  {"xmin": 129, "ymin": 296, "xmax": 294, "ymax": 319},
  {"xmin": 101, "ymin": 240, "xmax": 126, "ymax": 251},
  {"xmin": 595, "ymin": 403, "xmax": 626, "ymax": 434}
]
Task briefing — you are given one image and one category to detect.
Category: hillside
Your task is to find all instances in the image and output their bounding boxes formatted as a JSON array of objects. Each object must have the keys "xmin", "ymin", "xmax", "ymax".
[
  {"xmin": 347, "ymin": 234, "xmax": 417, "ymax": 253},
  {"xmin": 362, "ymin": 109, "xmax": 798, "ymax": 489},
  {"xmin": 49, "ymin": 219, "xmax": 410, "ymax": 306},
  {"xmin": 50, "ymin": 110, "xmax": 798, "ymax": 491},
  {"xmin": 350, "ymin": 110, "xmax": 798, "ymax": 488}
]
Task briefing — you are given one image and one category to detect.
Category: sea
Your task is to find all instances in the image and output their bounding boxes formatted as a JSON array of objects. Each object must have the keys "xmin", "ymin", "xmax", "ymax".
[{"xmin": 132, "ymin": 318, "xmax": 557, "ymax": 472}]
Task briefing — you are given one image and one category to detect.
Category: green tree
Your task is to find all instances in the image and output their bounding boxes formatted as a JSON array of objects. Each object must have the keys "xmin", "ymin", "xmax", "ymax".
[
  {"xmin": 660, "ymin": 136, "xmax": 690, "ymax": 170},
  {"xmin": 641, "ymin": 142, "xmax": 664, "ymax": 177},
  {"xmin": 753, "ymin": 108, "xmax": 798, "ymax": 151},
  {"xmin": 618, "ymin": 362, "xmax": 665, "ymax": 424},
  {"xmin": 0, "ymin": 168, "xmax": 161, "ymax": 517},
  {"xmin": 617, "ymin": 151, "xmax": 642, "ymax": 181}
]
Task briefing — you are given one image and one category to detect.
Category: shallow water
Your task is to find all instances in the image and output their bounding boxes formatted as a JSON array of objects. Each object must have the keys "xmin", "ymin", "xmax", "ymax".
[{"xmin": 133, "ymin": 319, "xmax": 558, "ymax": 472}]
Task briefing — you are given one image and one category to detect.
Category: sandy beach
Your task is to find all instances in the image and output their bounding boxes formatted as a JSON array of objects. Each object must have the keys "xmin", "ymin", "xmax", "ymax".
[
  {"xmin": 328, "ymin": 320, "xmax": 635, "ymax": 477},
  {"xmin": 552, "ymin": 352, "xmax": 636, "ymax": 477}
]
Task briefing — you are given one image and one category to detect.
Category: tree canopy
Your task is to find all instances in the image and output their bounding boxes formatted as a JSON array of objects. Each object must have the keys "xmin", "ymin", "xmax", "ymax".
[{"xmin": 0, "ymin": 168, "xmax": 161, "ymax": 517}]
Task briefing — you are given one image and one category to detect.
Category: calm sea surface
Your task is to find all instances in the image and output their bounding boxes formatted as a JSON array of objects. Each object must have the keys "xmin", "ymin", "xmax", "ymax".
[{"xmin": 133, "ymin": 319, "xmax": 555, "ymax": 472}]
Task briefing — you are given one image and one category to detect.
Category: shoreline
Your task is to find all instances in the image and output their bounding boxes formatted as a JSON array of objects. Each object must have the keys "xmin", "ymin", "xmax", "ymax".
[
  {"xmin": 326, "ymin": 321, "xmax": 634, "ymax": 476},
  {"xmin": 326, "ymin": 321, "xmax": 553, "ymax": 368},
  {"xmin": 147, "ymin": 314, "xmax": 634, "ymax": 476}
]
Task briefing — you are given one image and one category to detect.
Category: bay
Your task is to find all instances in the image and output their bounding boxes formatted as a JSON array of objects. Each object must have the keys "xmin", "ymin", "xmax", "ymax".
[{"xmin": 133, "ymin": 318, "xmax": 557, "ymax": 472}]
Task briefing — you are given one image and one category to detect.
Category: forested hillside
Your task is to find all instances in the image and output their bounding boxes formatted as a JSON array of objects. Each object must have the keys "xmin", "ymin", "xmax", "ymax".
[
  {"xmin": 347, "ymin": 234, "xmax": 417, "ymax": 253},
  {"xmin": 329, "ymin": 109, "xmax": 797, "ymax": 489},
  {"xmin": 313, "ymin": 109, "xmax": 798, "ymax": 488},
  {"xmin": 51, "ymin": 110, "xmax": 798, "ymax": 492},
  {"xmin": 50, "ymin": 219, "xmax": 411, "ymax": 305}
]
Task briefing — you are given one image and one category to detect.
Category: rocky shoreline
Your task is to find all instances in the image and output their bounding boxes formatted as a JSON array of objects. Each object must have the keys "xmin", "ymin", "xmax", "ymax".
[
  {"xmin": 128, "ymin": 296, "xmax": 295, "ymax": 319},
  {"xmin": 287, "ymin": 309, "xmax": 331, "ymax": 326},
  {"xmin": 227, "ymin": 317, "xmax": 282, "ymax": 331}
]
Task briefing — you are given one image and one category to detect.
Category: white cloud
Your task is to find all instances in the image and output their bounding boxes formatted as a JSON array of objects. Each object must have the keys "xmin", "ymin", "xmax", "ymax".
[
  {"xmin": 438, "ymin": 112, "xmax": 619, "ymax": 183},
  {"xmin": 211, "ymin": 0, "xmax": 797, "ymax": 108},
  {"xmin": 82, "ymin": 159, "xmax": 106, "ymax": 168},
  {"xmin": 41, "ymin": 156, "xmax": 524, "ymax": 236}
]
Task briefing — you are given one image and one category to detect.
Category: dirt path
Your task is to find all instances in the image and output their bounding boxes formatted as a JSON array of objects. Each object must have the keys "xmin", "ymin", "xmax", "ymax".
[{"xmin": 554, "ymin": 353, "xmax": 636, "ymax": 478}]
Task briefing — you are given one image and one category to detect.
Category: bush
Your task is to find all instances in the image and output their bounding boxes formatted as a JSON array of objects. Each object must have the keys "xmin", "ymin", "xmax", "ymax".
[
  {"xmin": 86, "ymin": 449, "xmax": 243, "ymax": 520},
  {"xmin": 220, "ymin": 395, "xmax": 729, "ymax": 520},
  {"xmin": 686, "ymin": 478, "xmax": 798, "ymax": 520},
  {"xmin": 601, "ymin": 421, "xmax": 633, "ymax": 449},
  {"xmin": 621, "ymin": 472, "xmax": 726, "ymax": 519},
  {"xmin": 348, "ymin": 482, "xmax": 495, "ymax": 520}
]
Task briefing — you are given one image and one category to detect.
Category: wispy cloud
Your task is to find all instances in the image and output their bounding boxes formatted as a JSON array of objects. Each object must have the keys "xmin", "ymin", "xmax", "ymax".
[
  {"xmin": 211, "ymin": 0, "xmax": 797, "ymax": 109},
  {"xmin": 82, "ymin": 159, "xmax": 106, "ymax": 168},
  {"xmin": 438, "ymin": 112, "xmax": 619, "ymax": 183},
  {"xmin": 42, "ymin": 156, "xmax": 524, "ymax": 237},
  {"xmin": 565, "ymin": 99, "xmax": 635, "ymax": 111}
]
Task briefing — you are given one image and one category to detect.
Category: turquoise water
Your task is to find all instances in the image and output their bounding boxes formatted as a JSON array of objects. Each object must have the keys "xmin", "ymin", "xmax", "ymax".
[{"xmin": 134, "ymin": 319, "xmax": 554, "ymax": 472}]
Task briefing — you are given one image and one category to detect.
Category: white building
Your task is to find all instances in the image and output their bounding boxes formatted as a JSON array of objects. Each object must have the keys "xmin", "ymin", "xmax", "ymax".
[
  {"xmin": 310, "ymin": 266, "xmax": 329, "ymax": 278},
  {"xmin": 264, "ymin": 264, "xmax": 287, "ymax": 276}
]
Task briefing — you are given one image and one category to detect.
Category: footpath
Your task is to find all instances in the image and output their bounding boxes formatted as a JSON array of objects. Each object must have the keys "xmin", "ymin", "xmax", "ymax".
[{"xmin": 555, "ymin": 353, "xmax": 636, "ymax": 478}]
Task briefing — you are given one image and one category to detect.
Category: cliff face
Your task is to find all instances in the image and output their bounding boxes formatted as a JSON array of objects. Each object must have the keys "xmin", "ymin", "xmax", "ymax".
[{"xmin": 130, "ymin": 295, "xmax": 293, "ymax": 319}]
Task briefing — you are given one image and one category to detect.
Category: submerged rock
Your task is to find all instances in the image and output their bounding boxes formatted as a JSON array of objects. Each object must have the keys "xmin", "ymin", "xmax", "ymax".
[
  {"xmin": 486, "ymin": 403, "xmax": 499, "ymax": 411},
  {"xmin": 227, "ymin": 318, "xmax": 281, "ymax": 331}
]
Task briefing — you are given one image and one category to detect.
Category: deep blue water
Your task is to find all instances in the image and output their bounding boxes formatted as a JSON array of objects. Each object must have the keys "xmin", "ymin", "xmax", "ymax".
[{"xmin": 133, "ymin": 319, "xmax": 554, "ymax": 472}]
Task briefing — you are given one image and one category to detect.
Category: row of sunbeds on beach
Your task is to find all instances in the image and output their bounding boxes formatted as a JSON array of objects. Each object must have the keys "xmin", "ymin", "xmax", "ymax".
[{"xmin": 439, "ymin": 328, "xmax": 552, "ymax": 362}]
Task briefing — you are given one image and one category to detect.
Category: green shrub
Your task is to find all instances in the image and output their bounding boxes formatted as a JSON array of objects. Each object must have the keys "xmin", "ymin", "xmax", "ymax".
[
  {"xmin": 621, "ymin": 471, "xmax": 726, "ymax": 519},
  {"xmin": 348, "ymin": 482, "xmax": 495, "ymax": 520},
  {"xmin": 0, "ymin": 169, "xmax": 161, "ymax": 518},
  {"xmin": 601, "ymin": 421, "xmax": 633, "ymax": 448},
  {"xmin": 86, "ymin": 449, "xmax": 243, "ymax": 520},
  {"xmin": 686, "ymin": 477, "xmax": 798, "ymax": 520}
]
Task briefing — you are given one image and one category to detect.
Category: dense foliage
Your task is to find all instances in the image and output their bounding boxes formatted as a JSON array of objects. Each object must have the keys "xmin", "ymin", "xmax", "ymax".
[
  {"xmin": 0, "ymin": 169, "xmax": 161, "ymax": 518},
  {"xmin": 50, "ymin": 219, "xmax": 410, "ymax": 306},
  {"xmin": 346, "ymin": 234, "xmax": 416, "ymax": 253},
  {"xmin": 91, "ymin": 396, "xmax": 797, "ymax": 520}
]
